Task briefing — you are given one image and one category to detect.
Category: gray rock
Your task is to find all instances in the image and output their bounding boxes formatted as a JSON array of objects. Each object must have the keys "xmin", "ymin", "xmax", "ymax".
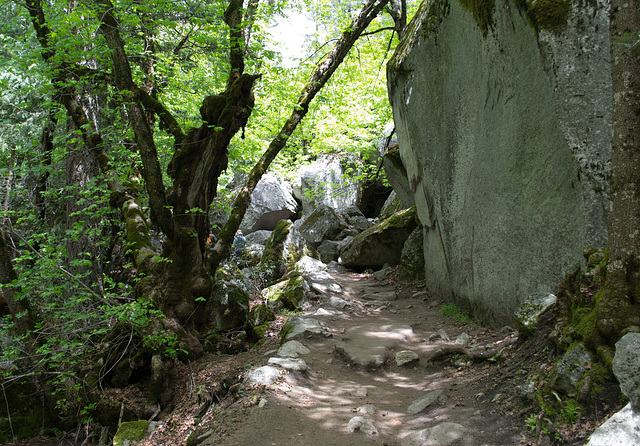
[
  {"xmin": 387, "ymin": 0, "xmax": 610, "ymax": 326},
  {"xmin": 317, "ymin": 240, "xmax": 340, "ymax": 264},
  {"xmin": 373, "ymin": 265, "xmax": 395, "ymax": 281},
  {"xmin": 515, "ymin": 293, "xmax": 557, "ymax": 336},
  {"xmin": 396, "ymin": 350, "xmax": 420, "ymax": 367},
  {"xmin": 298, "ymin": 155, "xmax": 362, "ymax": 213},
  {"xmin": 400, "ymin": 422, "xmax": 464, "ymax": 446},
  {"xmin": 281, "ymin": 315, "xmax": 323, "ymax": 341},
  {"xmin": 326, "ymin": 296, "xmax": 349, "ymax": 309},
  {"xmin": 239, "ymin": 173, "xmax": 298, "ymax": 233},
  {"xmin": 346, "ymin": 416, "xmax": 378, "ymax": 436},
  {"xmin": 277, "ymin": 340, "xmax": 310, "ymax": 358},
  {"xmin": 381, "ymin": 145, "xmax": 415, "ymax": 210},
  {"xmin": 245, "ymin": 366, "xmax": 281, "ymax": 386},
  {"xmin": 304, "ymin": 271, "xmax": 342, "ymax": 295},
  {"xmin": 350, "ymin": 388, "xmax": 368, "ymax": 397},
  {"xmin": 326, "ymin": 261, "xmax": 347, "ymax": 273},
  {"xmin": 551, "ymin": 343, "xmax": 593, "ymax": 396},
  {"xmin": 244, "ymin": 230, "xmax": 272, "ymax": 246},
  {"xmin": 336, "ymin": 323, "xmax": 414, "ymax": 370},
  {"xmin": 339, "ymin": 207, "xmax": 418, "ymax": 269},
  {"xmin": 585, "ymin": 403, "xmax": 640, "ymax": 446},
  {"xmin": 407, "ymin": 389, "xmax": 444, "ymax": 415},
  {"xmin": 262, "ymin": 276, "xmax": 308, "ymax": 311},
  {"xmin": 613, "ymin": 333, "xmax": 640, "ymax": 409},
  {"xmin": 298, "ymin": 205, "xmax": 349, "ymax": 247},
  {"xmin": 398, "ymin": 226, "xmax": 426, "ymax": 283},
  {"xmin": 455, "ymin": 333, "xmax": 470, "ymax": 346},
  {"xmin": 267, "ymin": 357, "xmax": 308, "ymax": 372},
  {"xmin": 210, "ymin": 267, "xmax": 250, "ymax": 331},
  {"xmin": 293, "ymin": 255, "xmax": 327, "ymax": 274},
  {"xmin": 356, "ymin": 404, "xmax": 377, "ymax": 415},
  {"xmin": 428, "ymin": 329, "xmax": 450, "ymax": 343},
  {"xmin": 379, "ymin": 190, "xmax": 404, "ymax": 220}
]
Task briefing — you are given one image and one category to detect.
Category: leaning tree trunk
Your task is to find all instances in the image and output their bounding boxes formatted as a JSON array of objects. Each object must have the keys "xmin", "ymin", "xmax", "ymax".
[
  {"xmin": 594, "ymin": 0, "xmax": 640, "ymax": 344},
  {"xmin": 209, "ymin": 0, "xmax": 392, "ymax": 271}
]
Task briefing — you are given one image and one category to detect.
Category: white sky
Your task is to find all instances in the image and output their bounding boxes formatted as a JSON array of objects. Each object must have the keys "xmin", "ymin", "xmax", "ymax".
[{"xmin": 268, "ymin": 11, "xmax": 316, "ymax": 68}]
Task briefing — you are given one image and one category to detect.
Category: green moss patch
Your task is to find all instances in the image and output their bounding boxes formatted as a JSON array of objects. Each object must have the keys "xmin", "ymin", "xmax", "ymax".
[
  {"xmin": 113, "ymin": 420, "xmax": 150, "ymax": 446},
  {"xmin": 458, "ymin": 0, "xmax": 495, "ymax": 35},
  {"xmin": 525, "ymin": 0, "xmax": 571, "ymax": 31}
]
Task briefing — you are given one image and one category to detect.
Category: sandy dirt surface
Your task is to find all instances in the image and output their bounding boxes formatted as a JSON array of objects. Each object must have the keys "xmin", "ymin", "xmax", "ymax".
[{"xmin": 152, "ymin": 272, "xmax": 534, "ymax": 446}]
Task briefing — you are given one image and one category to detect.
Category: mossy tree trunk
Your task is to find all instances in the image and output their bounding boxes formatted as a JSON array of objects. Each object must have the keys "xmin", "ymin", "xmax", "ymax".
[{"xmin": 209, "ymin": 0, "xmax": 392, "ymax": 272}]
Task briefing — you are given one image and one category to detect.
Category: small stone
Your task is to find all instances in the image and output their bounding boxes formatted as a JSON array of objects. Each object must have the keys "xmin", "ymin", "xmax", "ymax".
[
  {"xmin": 314, "ymin": 308, "xmax": 335, "ymax": 316},
  {"xmin": 396, "ymin": 350, "xmax": 420, "ymax": 367},
  {"xmin": 346, "ymin": 416, "xmax": 378, "ymax": 436},
  {"xmin": 258, "ymin": 398, "xmax": 267, "ymax": 408},
  {"xmin": 268, "ymin": 357, "xmax": 308, "ymax": 372},
  {"xmin": 515, "ymin": 293, "xmax": 557, "ymax": 336},
  {"xmin": 277, "ymin": 340, "xmax": 310, "ymax": 358},
  {"xmin": 357, "ymin": 404, "xmax": 377, "ymax": 415},
  {"xmin": 455, "ymin": 333, "xmax": 470, "ymax": 345},
  {"xmin": 429, "ymin": 329, "xmax": 450, "ymax": 343},
  {"xmin": 407, "ymin": 389, "xmax": 444, "ymax": 415},
  {"xmin": 400, "ymin": 423, "xmax": 464, "ymax": 446},
  {"xmin": 328, "ymin": 296, "xmax": 348, "ymax": 309},
  {"xmin": 245, "ymin": 366, "xmax": 281, "ymax": 386},
  {"xmin": 351, "ymin": 388, "xmax": 368, "ymax": 397}
]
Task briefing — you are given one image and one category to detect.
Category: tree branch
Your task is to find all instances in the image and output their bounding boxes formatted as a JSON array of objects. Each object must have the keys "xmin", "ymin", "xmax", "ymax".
[{"xmin": 95, "ymin": 0, "xmax": 175, "ymax": 239}]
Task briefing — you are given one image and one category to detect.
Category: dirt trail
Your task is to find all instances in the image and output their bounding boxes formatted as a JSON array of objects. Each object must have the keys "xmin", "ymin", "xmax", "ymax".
[{"xmin": 192, "ymin": 272, "xmax": 530, "ymax": 446}]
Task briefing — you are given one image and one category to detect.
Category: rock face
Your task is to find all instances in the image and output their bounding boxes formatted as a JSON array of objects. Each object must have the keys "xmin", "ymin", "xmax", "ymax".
[
  {"xmin": 340, "ymin": 207, "xmax": 419, "ymax": 268},
  {"xmin": 613, "ymin": 333, "xmax": 640, "ymax": 409},
  {"xmin": 298, "ymin": 155, "xmax": 362, "ymax": 214},
  {"xmin": 239, "ymin": 173, "xmax": 299, "ymax": 233},
  {"xmin": 387, "ymin": 0, "xmax": 611, "ymax": 325}
]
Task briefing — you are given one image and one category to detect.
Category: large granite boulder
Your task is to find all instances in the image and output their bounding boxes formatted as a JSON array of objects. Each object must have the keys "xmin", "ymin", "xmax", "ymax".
[
  {"xmin": 382, "ymin": 146, "xmax": 415, "ymax": 209},
  {"xmin": 297, "ymin": 155, "xmax": 362, "ymax": 214},
  {"xmin": 239, "ymin": 173, "xmax": 299, "ymax": 233},
  {"xmin": 298, "ymin": 205, "xmax": 348, "ymax": 247},
  {"xmin": 398, "ymin": 226, "xmax": 425, "ymax": 283},
  {"xmin": 613, "ymin": 333, "xmax": 640, "ymax": 409},
  {"xmin": 387, "ymin": 0, "xmax": 611, "ymax": 325},
  {"xmin": 339, "ymin": 207, "xmax": 419, "ymax": 269}
]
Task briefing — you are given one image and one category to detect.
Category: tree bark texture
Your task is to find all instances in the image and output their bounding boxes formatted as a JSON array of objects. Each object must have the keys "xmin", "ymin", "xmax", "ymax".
[{"xmin": 609, "ymin": 0, "xmax": 640, "ymax": 281}]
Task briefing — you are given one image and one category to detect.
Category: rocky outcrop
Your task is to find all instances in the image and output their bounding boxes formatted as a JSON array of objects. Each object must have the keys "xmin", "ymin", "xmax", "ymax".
[
  {"xmin": 339, "ymin": 207, "xmax": 419, "ymax": 269},
  {"xmin": 387, "ymin": 0, "xmax": 611, "ymax": 326},
  {"xmin": 239, "ymin": 173, "xmax": 299, "ymax": 234},
  {"xmin": 297, "ymin": 154, "xmax": 362, "ymax": 214}
]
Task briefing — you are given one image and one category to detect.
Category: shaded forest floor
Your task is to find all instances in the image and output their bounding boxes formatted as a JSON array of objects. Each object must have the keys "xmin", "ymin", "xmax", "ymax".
[{"xmin": 8, "ymin": 272, "xmax": 621, "ymax": 445}]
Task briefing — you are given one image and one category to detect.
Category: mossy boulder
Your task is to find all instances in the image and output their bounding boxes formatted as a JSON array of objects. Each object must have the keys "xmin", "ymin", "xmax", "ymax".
[
  {"xmin": 398, "ymin": 226, "xmax": 425, "ymax": 283},
  {"xmin": 260, "ymin": 219, "xmax": 295, "ymax": 283},
  {"xmin": 210, "ymin": 266, "xmax": 251, "ymax": 331},
  {"xmin": 339, "ymin": 206, "xmax": 419, "ymax": 269},
  {"xmin": 262, "ymin": 276, "xmax": 307, "ymax": 311},
  {"xmin": 550, "ymin": 343, "xmax": 593, "ymax": 397},
  {"xmin": 113, "ymin": 420, "xmax": 150, "ymax": 446},
  {"xmin": 298, "ymin": 205, "xmax": 348, "ymax": 247},
  {"xmin": 515, "ymin": 292, "xmax": 557, "ymax": 337}
]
